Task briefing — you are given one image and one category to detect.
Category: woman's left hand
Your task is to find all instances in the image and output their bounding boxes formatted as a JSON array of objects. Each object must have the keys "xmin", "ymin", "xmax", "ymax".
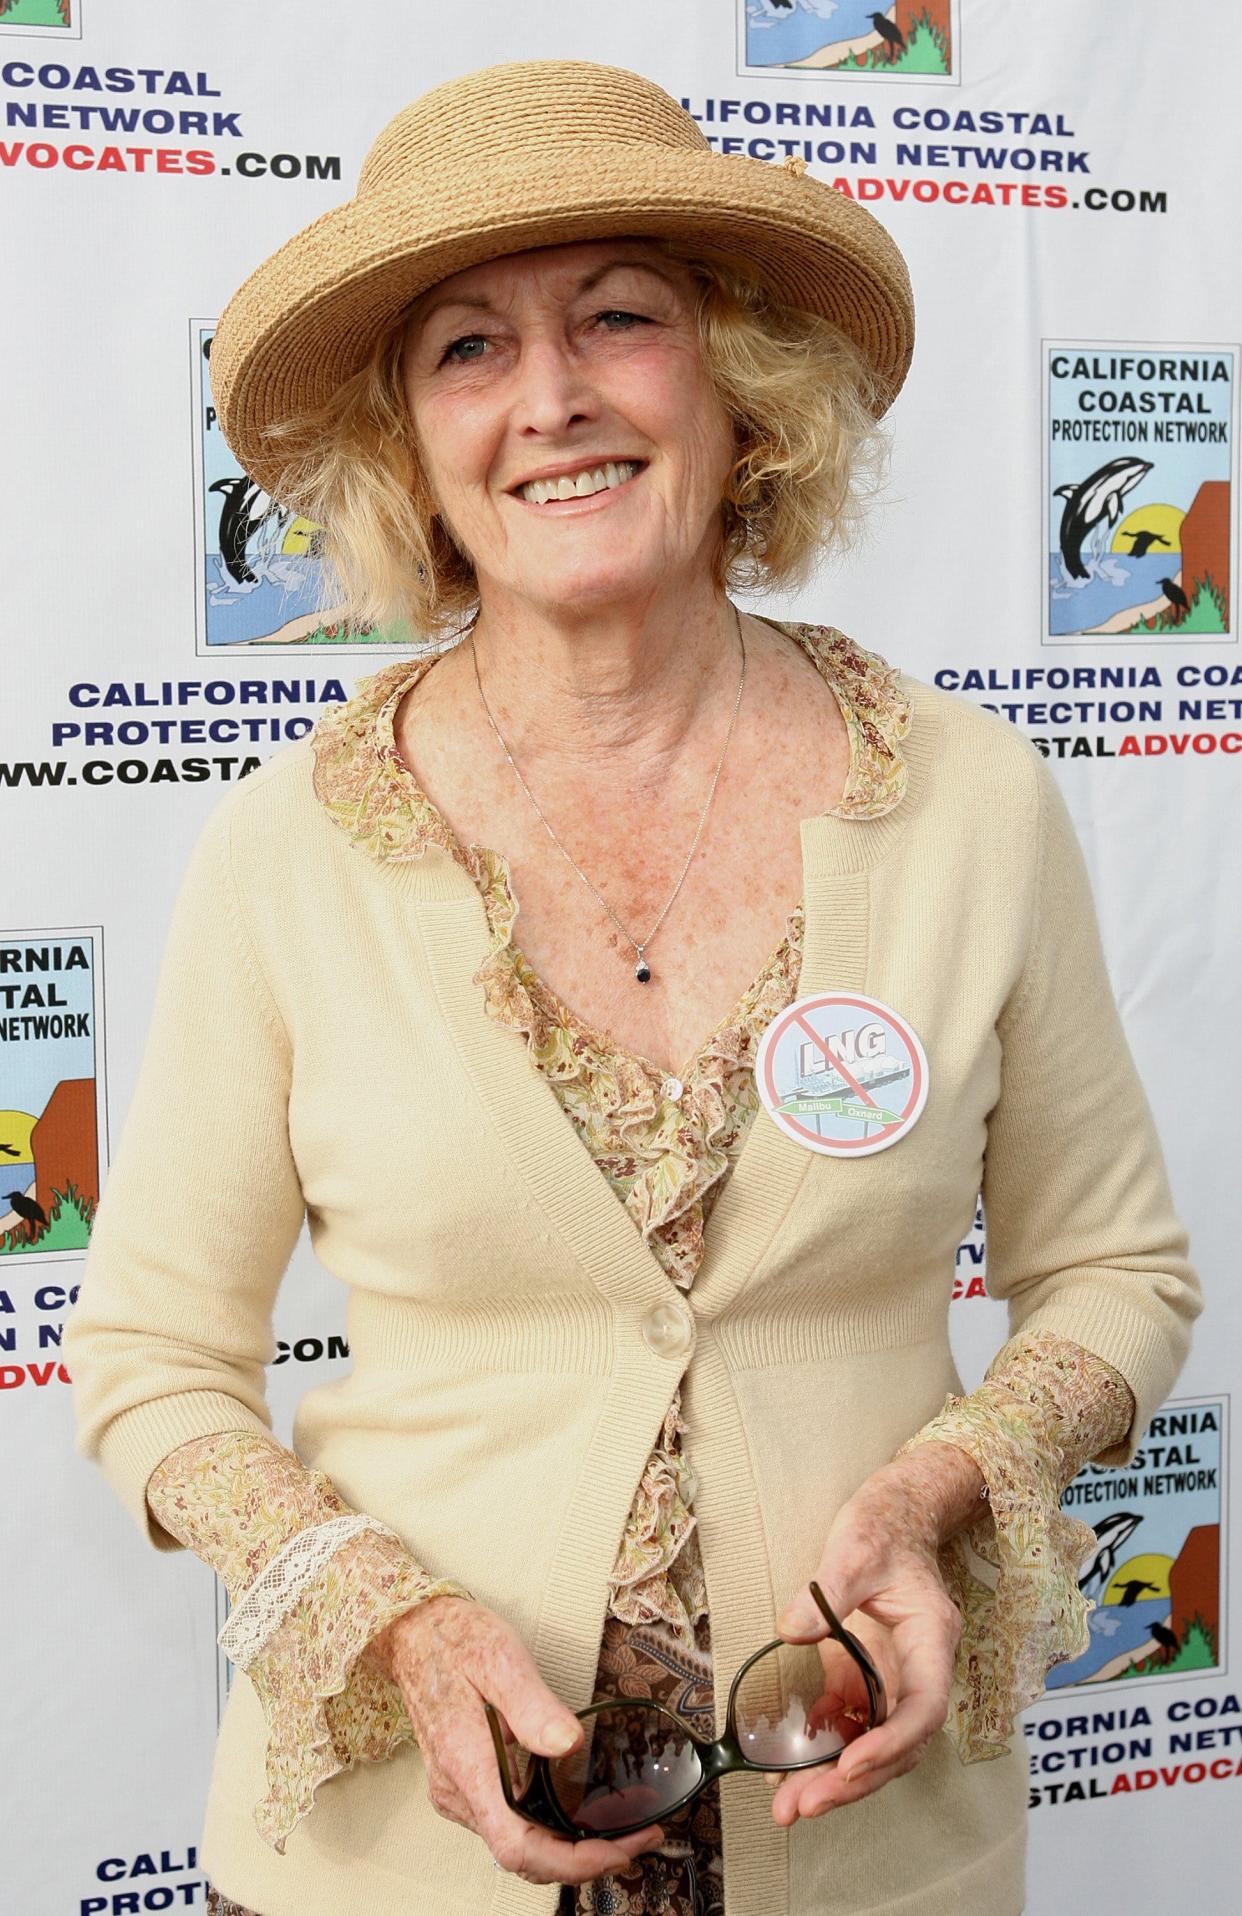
[{"xmin": 767, "ymin": 1443, "xmax": 981, "ymax": 1825}]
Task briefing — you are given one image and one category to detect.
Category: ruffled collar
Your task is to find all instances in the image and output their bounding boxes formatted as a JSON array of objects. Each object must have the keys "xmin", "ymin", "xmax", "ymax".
[
  {"xmin": 308, "ymin": 616, "xmax": 910, "ymax": 869},
  {"xmin": 307, "ymin": 617, "xmax": 912, "ymax": 1265}
]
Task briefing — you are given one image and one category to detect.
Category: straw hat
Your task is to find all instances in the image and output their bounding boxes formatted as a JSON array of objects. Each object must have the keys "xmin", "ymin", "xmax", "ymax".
[{"xmin": 210, "ymin": 58, "xmax": 915, "ymax": 507}]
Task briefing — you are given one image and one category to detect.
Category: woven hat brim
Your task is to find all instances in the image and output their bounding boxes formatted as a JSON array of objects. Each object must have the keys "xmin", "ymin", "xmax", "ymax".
[{"xmin": 211, "ymin": 145, "xmax": 914, "ymax": 507}]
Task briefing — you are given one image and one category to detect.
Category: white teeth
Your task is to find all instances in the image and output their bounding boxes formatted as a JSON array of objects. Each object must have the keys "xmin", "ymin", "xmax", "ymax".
[{"xmin": 519, "ymin": 460, "xmax": 640, "ymax": 505}]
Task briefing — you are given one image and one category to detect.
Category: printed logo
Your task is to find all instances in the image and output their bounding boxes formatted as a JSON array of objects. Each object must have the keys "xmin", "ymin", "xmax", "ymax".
[
  {"xmin": 192, "ymin": 322, "xmax": 403, "ymax": 653},
  {"xmin": 1045, "ymin": 341, "xmax": 1237, "ymax": 644},
  {"xmin": 0, "ymin": 0, "xmax": 79, "ymax": 38},
  {"xmin": 1051, "ymin": 1395, "xmax": 1225, "ymax": 1690},
  {"xmin": 740, "ymin": 1, "xmax": 956, "ymax": 83},
  {"xmin": 754, "ymin": 990, "xmax": 929, "ymax": 1156},
  {"xmin": 0, "ymin": 927, "xmax": 104, "ymax": 1262}
]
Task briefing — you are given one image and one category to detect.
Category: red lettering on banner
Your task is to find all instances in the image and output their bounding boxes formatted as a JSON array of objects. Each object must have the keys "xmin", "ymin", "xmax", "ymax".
[
  {"xmin": 1118, "ymin": 733, "xmax": 1242, "ymax": 756},
  {"xmin": 0, "ymin": 1361, "xmax": 72, "ymax": 1388},
  {"xmin": 1113, "ymin": 1758, "xmax": 1242, "ymax": 1793}
]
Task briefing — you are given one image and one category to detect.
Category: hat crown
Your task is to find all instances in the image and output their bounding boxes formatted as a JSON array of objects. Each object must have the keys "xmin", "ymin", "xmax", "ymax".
[{"xmin": 357, "ymin": 58, "xmax": 710, "ymax": 199}]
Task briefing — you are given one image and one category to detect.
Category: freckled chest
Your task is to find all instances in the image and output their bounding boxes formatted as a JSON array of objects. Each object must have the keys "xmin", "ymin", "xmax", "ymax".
[{"xmin": 392, "ymin": 632, "xmax": 850, "ymax": 1079}]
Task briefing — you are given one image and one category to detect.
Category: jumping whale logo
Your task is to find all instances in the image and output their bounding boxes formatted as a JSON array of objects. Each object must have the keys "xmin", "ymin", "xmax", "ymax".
[{"xmin": 1053, "ymin": 456, "xmax": 1153, "ymax": 581}]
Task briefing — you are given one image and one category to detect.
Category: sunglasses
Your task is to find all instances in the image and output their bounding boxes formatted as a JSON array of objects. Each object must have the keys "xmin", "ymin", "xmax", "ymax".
[{"xmin": 484, "ymin": 1581, "xmax": 887, "ymax": 1844}]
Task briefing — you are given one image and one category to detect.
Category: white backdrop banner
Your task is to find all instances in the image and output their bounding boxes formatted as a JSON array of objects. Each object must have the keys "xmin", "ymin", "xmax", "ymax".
[{"xmin": 3, "ymin": 3, "xmax": 1235, "ymax": 1911}]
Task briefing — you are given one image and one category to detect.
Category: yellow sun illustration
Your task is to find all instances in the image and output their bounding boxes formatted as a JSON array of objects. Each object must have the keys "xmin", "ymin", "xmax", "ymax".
[
  {"xmin": 0, "ymin": 1109, "xmax": 37, "ymax": 1159},
  {"xmin": 1103, "ymin": 1552, "xmax": 1175, "ymax": 1604},
  {"xmin": 1111, "ymin": 503, "xmax": 1184, "ymax": 557},
  {"xmin": 281, "ymin": 516, "xmax": 322, "ymax": 556}
]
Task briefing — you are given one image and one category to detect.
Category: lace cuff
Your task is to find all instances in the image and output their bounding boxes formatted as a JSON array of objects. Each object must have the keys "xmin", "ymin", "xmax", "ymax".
[
  {"xmin": 242, "ymin": 1523, "xmax": 475, "ymax": 1853},
  {"xmin": 217, "ymin": 1511, "xmax": 404, "ymax": 1667},
  {"xmin": 893, "ymin": 1331, "xmax": 1135, "ymax": 1763},
  {"xmin": 146, "ymin": 1428, "xmax": 476, "ymax": 1851}
]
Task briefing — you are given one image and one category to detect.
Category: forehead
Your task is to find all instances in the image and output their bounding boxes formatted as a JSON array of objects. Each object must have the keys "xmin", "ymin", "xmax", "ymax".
[{"xmin": 408, "ymin": 237, "xmax": 687, "ymax": 321}]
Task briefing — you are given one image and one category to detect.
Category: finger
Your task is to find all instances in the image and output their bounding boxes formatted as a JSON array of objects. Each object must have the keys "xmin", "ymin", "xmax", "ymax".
[
  {"xmin": 770, "ymin": 1548, "xmax": 870, "ymax": 1640},
  {"xmin": 777, "ymin": 1568, "xmax": 866, "ymax": 1641},
  {"xmin": 770, "ymin": 1750, "xmax": 909, "ymax": 1823},
  {"xmin": 488, "ymin": 1812, "xmax": 667, "ymax": 1885},
  {"xmin": 831, "ymin": 1608, "xmax": 955, "ymax": 1784},
  {"xmin": 770, "ymin": 1624, "xmax": 954, "ymax": 1822},
  {"xmin": 476, "ymin": 1637, "xmax": 586, "ymax": 1764},
  {"xmin": 463, "ymin": 1704, "xmax": 665, "ymax": 1884}
]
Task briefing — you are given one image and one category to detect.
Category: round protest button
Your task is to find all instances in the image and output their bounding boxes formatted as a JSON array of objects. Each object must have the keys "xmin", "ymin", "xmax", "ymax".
[{"xmin": 754, "ymin": 991, "xmax": 929, "ymax": 1158}]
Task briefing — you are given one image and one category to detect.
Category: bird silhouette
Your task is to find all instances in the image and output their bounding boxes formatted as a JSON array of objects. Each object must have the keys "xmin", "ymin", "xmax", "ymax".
[
  {"xmin": 1114, "ymin": 1579, "xmax": 1161, "ymax": 1607},
  {"xmin": 770, "ymin": 0, "xmax": 793, "ymax": 9},
  {"xmin": 867, "ymin": 12, "xmax": 906, "ymax": 60},
  {"xmin": 1124, "ymin": 528, "xmax": 1170, "ymax": 559},
  {"xmin": 1150, "ymin": 1621, "xmax": 1179, "ymax": 1663},
  {"xmin": 4, "ymin": 1190, "xmax": 47, "ymax": 1243},
  {"xmin": 1157, "ymin": 577, "xmax": 1190, "ymax": 623}
]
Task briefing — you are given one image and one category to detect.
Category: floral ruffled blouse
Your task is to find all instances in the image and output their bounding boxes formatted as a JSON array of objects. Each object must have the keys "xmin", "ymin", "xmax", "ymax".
[{"xmin": 149, "ymin": 617, "xmax": 1136, "ymax": 1916}]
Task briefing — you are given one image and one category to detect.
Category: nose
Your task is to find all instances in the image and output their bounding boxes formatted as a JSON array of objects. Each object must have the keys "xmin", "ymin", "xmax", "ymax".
[{"xmin": 508, "ymin": 331, "xmax": 601, "ymax": 439}]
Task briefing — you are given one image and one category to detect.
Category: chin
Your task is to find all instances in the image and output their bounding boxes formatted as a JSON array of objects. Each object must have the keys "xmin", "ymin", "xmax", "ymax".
[{"xmin": 518, "ymin": 557, "xmax": 673, "ymax": 607}]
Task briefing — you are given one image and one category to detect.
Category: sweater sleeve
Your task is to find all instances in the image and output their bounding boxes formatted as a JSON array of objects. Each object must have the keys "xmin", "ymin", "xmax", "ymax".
[
  {"xmin": 146, "ymin": 1429, "xmax": 475, "ymax": 1854},
  {"xmin": 62, "ymin": 788, "xmax": 307, "ymax": 1549},
  {"xmin": 977, "ymin": 747, "xmax": 1203, "ymax": 1470}
]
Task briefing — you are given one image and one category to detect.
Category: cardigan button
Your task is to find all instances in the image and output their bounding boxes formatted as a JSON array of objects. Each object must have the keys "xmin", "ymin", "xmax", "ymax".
[{"xmin": 641, "ymin": 1300, "xmax": 693, "ymax": 1358}]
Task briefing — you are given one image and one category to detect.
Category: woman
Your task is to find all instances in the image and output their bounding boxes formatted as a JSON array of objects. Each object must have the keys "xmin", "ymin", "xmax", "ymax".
[{"xmin": 64, "ymin": 58, "xmax": 1200, "ymax": 1916}]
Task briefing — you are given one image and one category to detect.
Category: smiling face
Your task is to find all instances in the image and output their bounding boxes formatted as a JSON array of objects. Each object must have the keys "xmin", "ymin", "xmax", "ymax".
[{"xmin": 398, "ymin": 237, "xmax": 739, "ymax": 619}]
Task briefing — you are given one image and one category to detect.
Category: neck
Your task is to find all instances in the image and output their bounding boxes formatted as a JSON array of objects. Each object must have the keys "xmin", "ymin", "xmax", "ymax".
[{"xmin": 455, "ymin": 590, "xmax": 746, "ymax": 793}]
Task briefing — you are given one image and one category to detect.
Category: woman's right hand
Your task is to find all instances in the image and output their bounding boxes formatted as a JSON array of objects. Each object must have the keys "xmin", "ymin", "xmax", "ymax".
[{"xmin": 368, "ymin": 1593, "xmax": 666, "ymax": 1887}]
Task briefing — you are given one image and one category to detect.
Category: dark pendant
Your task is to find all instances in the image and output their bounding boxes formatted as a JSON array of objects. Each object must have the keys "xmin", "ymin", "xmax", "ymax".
[{"xmin": 635, "ymin": 958, "xmax": 651, "ymax": 983}]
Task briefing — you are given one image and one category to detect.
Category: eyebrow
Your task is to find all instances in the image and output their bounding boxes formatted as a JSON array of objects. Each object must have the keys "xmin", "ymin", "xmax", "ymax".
[{"xmin": 413, "ymin": 257, "xmax": 679, "ymax": 330}]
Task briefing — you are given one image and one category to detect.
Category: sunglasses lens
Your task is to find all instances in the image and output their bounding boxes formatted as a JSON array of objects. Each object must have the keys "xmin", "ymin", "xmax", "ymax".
[
  {"xmin": 547, "ymin": 1704, "xmax": 703, "ymax": 1834},
  {"xmin": 733, "ymin": 1637, "xmax": 867, "ymax": 1766}
]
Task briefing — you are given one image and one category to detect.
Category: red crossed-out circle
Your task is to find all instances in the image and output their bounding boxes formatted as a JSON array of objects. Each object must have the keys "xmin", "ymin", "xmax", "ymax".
[{"xmin": 756, "ymin": 992, "xmax": 927, "ymax": 1155}]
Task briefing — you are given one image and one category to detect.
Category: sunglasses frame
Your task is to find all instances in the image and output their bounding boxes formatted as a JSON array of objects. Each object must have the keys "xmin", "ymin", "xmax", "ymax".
[{"xmin": 484, "ymin": 1580, "xmax": 887, "ymax": 1842}]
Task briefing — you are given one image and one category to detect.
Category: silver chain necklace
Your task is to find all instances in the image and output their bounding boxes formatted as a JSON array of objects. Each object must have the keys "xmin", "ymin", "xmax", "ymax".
[{"xmin": 470, "ymin": 603, "xmax": 747, "ymax": 983}]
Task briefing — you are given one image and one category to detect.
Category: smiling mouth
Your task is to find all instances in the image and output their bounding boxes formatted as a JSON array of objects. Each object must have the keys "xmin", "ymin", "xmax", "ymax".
[{"xmin": 510, "ymin": 459, "xmax": 648, "ymax": 507}]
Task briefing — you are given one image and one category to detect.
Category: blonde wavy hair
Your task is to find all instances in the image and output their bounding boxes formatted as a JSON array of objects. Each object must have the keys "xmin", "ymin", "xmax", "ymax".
[{"xmin": 255, "ymin": 235, "xmax": 895, "ymax": 644}]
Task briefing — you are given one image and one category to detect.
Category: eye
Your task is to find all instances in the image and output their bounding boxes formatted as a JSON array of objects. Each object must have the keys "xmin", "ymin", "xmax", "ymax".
[
  {"xmin": 437, "ymin": 309, "xmax": 650, "ymax": 367},
  {"xmin": 438, "ymin": 332, "xmax": 488, "ymax": 367}
]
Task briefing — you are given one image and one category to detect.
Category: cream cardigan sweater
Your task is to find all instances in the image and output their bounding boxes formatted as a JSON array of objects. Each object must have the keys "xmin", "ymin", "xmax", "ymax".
[{"xmin": 64, "ymin": 666, "xmax": 1200, "ymax": 1916}]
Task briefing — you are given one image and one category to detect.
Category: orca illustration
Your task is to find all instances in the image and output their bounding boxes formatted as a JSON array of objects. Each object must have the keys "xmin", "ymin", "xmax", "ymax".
[
  {"xmin": 1077, "ymin": 1510, "xmax": 1144, "ymax": 1598},
  {"xmin": 1054, "ymin": 457, "xmax": 1153, "ymax": 581},
  {"xmin": 209, "ymin": 476, "xmax": 291, "ymax": 585}
]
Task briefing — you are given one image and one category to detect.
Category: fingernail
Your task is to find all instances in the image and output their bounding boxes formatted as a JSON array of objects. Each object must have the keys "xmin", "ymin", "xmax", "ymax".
[
  {"xmin": 847, "ymin": 1761, "xmax": 871, "ymax": 1781},
  {"xmin": 544, "ymin": 1721, "xmax": 579, "ymax": 1754}
]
